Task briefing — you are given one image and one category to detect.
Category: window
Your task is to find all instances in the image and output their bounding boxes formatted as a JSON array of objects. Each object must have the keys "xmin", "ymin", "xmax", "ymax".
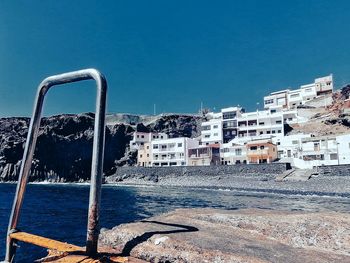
[
  {"xmin": 276, "ymin": 120, "xmax": 282, "ymax": 124},
  {"xmin": 330, "ymin": 153, "xmax": 338, "ymax": 160},
  {"xmin": 223, "ymin": 112, "xmax": 236, "ymax": 119},
  {"xmin": 250, "ymin": 146, "xmax": 257, "ymax": 150},
  {"xmin": 204, "ymin": 135, "xmax": 210, "ymax": 138},
  {"xmin": 272, "ymin": 130, "xmax": 276, "ymax": 134},
  {"xmin": 259, "ymin": 122, "xmax": 265, "ymax": 125},
  {"xmin": 265, "ymin": 99, "xmax": 274, "ymax": 104},
  {"xmin": 290, "ymin": 93, "xmax": 299, "ymax": 98},
  {"xmin": 277, "ymin": 142, "xmax": 281, "ymax": 145},
  {"xmin": 314, "ymin": 143, "xmax": 320, "ymax": 151},
  {"xmin": 137, "ymin": 135, "xmax": 140, "ymax": 138},
  {"xmin": 214, "ymin": 133, "xmax": 218, "ymax": 136},
  {"xmin": 260, "ymin": 146, "xmax": 264, "ymax": 150},
  {"xmin": 292, "ymin": 140, "xmax": 298, "ymax": 145},
  {"xmin": 267, "ymin": 131, "xmax": 271, "ymax": 134},
  {"xmin": 141, "ymin": 135, "xmax": 144, "ymax": 138},
  {"xmin": 278, "ymin": 130, "xmax": 281, "ymax": 133},
  {"xmin": 235, "ymin": 149, "xmax": 242, "ymax": 156},
  {"xmin": 202, "ymin": 125, "xmax": 211, "ymax": 131},
  {"xmin": 213, "ymin": 125, "xmax": 219, "ymax": 129},
  {"xmin": 153, "ymin": 144, "xmax": 159, "ymax": 149},
  {"xmin": 223, "ymin": 120, "xmax": 237, "ymax": 128},
  {"xmin": 147, "ymin": 154, "xmax": 149, "ymax": 157},
  {"xmin": 271, "ymin": 109, "xmax": 276, "ymax": 113},
  {"xmin": 140, "ymin": 154, "xmax": 143, "ymax": 158},
  {"xmin": 146, "ymin": 146, "xmax": 149, "ymax": 149},
  {"xmin": 161, "ymin": 145, "xmax": 167, "ymax": 149},
  {"xmin": 178, "ymin": 143, "xmax": 183, "ymax": 147}
]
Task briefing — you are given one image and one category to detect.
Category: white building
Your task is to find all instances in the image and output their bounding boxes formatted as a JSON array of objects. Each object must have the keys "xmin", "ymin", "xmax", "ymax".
[
  {"xmin": 130, "ymin": 131, "xmax": 168, "ymax": 151},
  {"xmin": 264, "ymin": 74, "xmax": 333, "ymax": 110},
  {"xmin": 272, "ymin": 133, "xmax": 312, "ymax": 159},
  {"xmin": 220, "ymin": 142, "xmax": 247, "ymax": 165},
  {"xmin": 151, "ymin": 137, "xmax": 199, "ymax": 166},
  {"xmin": 336, "ymin": 134, "xmax": 350, "ymax": 164},
  {"xmin": 287, "ymin": 84, "xmax": 317, "ymax": 109},
  {"xmin": 299, "ymin": 135, "xmax": 339, "ymax": 168},
  {"xmin": 201, "ymin": 118, "xmax": 223, "ymax": 145},
  {"xmin": 264, "ymin": 89, "xmax": 289, "ymax": 109}
]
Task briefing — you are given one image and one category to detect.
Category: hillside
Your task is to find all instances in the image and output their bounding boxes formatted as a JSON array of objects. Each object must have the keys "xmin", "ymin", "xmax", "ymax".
[
  {"xmin": 288, "ymin": 85, "xmax": 350, "ymax": 136},
  {"xmin": 0, "ymin": 113, "xmax": 202, "ymax": 182}
]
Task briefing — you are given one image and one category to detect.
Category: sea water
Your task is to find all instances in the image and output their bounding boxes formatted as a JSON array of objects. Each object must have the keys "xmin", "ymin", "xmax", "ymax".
[{"xmin": 0, "ymin": 183, "xmax": 349, "ymax": 262}]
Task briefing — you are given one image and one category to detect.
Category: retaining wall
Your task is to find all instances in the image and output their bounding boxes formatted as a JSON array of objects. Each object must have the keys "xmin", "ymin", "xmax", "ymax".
[
  {"xmin": 318, "ymin": 164, "xmax": 350, "ymax": 176},
  {"xmin": 108, "ymin": 163, "xmax": 290, "ymax": 182}
]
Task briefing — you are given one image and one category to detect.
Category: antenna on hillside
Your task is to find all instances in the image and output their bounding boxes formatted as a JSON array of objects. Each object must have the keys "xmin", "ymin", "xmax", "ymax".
[
  {"xmin": 153, "ymin": 104, "xmax": 156, "ymax": 116},
  {"xmin": 200, "ymin": 101, "xmax": 203, "ymax": 113}
]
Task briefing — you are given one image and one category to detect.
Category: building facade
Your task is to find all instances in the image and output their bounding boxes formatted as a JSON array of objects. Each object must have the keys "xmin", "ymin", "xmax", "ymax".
[
  {"xmin": 151, "ymin": 137, "xmax": 199, "ymax": 166},
  {"xmin": 246, "ymin": 139, "xmax": 278, "ymax": 164},
  {"xmin": 130, "ymin": 131, "xmax": 168, "ymax": 151},
  {"xmin": 220, "ymin": 143, "xmax": 247, "ymax": 165},
  {"xmin": 201, "ymin": 118, "xmax": 223, "ymax": 145},
  {"xmin": 264, "ymin": 74, "xmax": 333, "ymax": 110},
  {"xmin": 137, "ymin": 142, "xmax": 152, "ymax": 167},
  {"xmin": 188, "ymin": 144, "xmax": 220, "ymax": 166}
]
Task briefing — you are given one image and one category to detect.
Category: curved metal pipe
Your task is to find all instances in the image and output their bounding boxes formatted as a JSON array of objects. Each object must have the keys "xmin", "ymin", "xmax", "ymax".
[{"xmin": 5, "ymin": 68, "xmax": 107, "ymax": 262}]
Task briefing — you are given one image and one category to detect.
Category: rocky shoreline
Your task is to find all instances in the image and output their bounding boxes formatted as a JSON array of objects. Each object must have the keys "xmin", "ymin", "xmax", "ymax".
[
  {"xmin": 99, "ymin": 208, "xmax": 350, "ymax": 263},
  {"xmin": 105, "ymin": 171, "xmax": 350, "ymax": 197}
]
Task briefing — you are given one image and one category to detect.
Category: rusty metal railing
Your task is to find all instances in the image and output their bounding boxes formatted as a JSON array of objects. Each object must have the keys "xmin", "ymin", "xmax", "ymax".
[{"xmin": 4, "ymin": 69, "xmax": 107, "ymax": 262}]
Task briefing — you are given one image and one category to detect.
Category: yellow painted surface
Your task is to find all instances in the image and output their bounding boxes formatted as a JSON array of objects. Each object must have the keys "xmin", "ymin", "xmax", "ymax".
[
  {"xmin": 10, "ymin": 231, "xmax": 147, "ymax": 263},
  {"xmin": 9, "ymin": 231, "xmax": 83, "ymax": 252}
]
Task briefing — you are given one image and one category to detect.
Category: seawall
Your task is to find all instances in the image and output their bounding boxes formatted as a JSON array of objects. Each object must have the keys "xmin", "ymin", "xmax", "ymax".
[
  {"xmin": 106, "ymin": 163, "xmax": 290, "ymax": 183},
  {"xmin": 317, "ymin": 164, "xmax": 350, "ymax": 176}
]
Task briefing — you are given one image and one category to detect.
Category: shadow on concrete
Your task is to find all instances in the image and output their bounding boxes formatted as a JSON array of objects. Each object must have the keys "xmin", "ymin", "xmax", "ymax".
[{"xmin": 121, "ymin": 220, "xmax": 199, "ymax": 256}]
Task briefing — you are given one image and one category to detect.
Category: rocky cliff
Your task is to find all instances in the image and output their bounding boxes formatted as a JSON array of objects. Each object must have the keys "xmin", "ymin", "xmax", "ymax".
[{"xmin": 0, "ymin": 113, "xmax": 202, "ymax": 182}]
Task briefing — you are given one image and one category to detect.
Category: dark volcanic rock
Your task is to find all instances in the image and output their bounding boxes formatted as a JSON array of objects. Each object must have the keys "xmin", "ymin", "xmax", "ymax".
[
  {"xmin": 0, "ymin": 113, "xmax": 135, "ymax": 182},
  {"xmin": 147, "ymin": 114, "xmax": 202, "ymax": 138},
  {"xmin": 0, "ymin": 113, "xmax": 202, "ymax": 182}
]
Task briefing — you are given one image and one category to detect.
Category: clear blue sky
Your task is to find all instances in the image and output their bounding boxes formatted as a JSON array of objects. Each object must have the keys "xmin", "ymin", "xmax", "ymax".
[{"xmin": 0, "ymin": 0, "xmax": 349, "ymax": 117}]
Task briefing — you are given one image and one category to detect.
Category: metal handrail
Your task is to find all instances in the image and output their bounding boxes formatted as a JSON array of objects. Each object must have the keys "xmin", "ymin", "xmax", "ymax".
[{"xmin": 5, "ymin": 69, "xmax": 107, "ymax": 262}]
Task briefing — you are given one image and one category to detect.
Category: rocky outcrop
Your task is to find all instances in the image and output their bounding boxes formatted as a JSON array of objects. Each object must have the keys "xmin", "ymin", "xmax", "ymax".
[
  {"xmin": 99, "ymin": 208, "xmax": 350, "ymax": 263},
  {"xmin": 0, "ymin": 113, "xmax": 201, "ymax": 182}
]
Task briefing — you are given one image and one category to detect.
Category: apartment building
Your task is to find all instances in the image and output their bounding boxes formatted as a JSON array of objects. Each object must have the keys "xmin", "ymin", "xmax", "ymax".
[
  {"xmin": 220, "ymin": 143, "xmax": 247, "ymax": 165},
  {"xmin": 130, "ymin": 131, "xmax": 168, "ymax": 151},
  {"xmin": 188, "ymin": 144, "xmax": 220, "ymax": 166},
  {"xmin": 201, "ymin": 118, "xmax": 223, "ymax": 145},
  {"xmin": 300, "ymin": 135, "xmax": 340, "ymax": 166},
  {"xmin": 151, "ymin": 137, "xmax": 199, "ymax": 166},
  {"xmin": 246, "ymin": 139, "xmax": 278, "ymax": 164},
  {"xmin": 264, "ymin": 74, "xmax": 333, "ymax": 110},
  {"xmin": 287, "ymin": 84, "xmax": 317, "ymax": 109},
  {"xmin": 272, "ymin": 133, "xmax": 312, "ymax": 159},
  {"xmin": 263, "ymin": 89, "xmax": 289, "ymax": 109},
  {"xmin": 221, "ymin": 107, "xmax": 242, "ymax": 143},
  {"xmin": 137, "ymin": 142, "xmax": 152, "ymax": 167},
  {"xmin": 237, "ymin": 108, "xmax": 285, "ymax": 140}
]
